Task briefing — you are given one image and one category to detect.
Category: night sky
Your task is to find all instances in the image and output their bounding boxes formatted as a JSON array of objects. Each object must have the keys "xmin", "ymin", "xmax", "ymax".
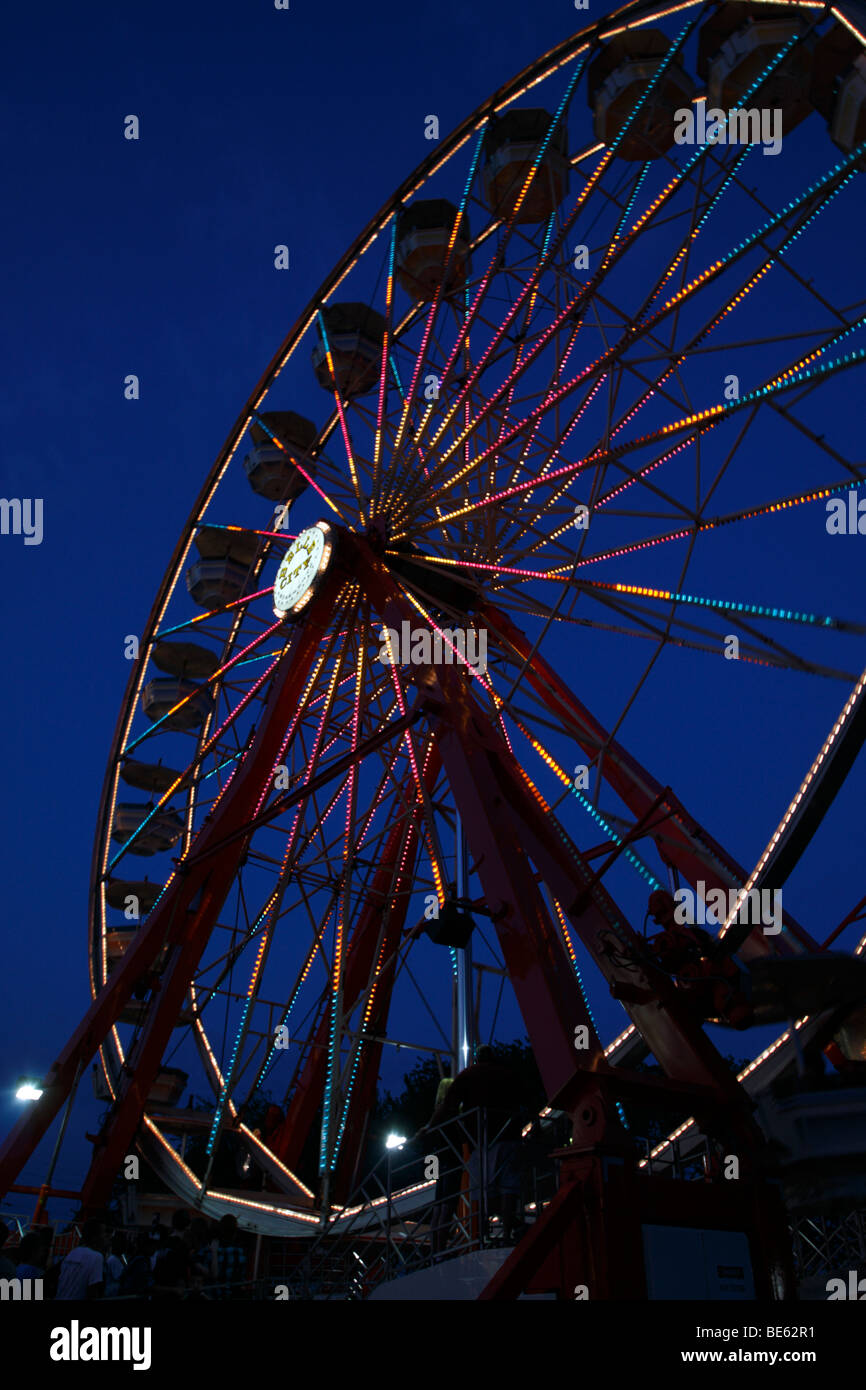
[{"xmin": 1, "ymin": 0, "xmax": 864, "ymax": 1218}]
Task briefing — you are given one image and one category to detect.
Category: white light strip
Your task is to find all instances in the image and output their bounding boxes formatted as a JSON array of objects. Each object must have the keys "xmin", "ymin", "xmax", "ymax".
[{"xmin": 720, "ymin": 666, "xmax": 866, "ymax": 938}]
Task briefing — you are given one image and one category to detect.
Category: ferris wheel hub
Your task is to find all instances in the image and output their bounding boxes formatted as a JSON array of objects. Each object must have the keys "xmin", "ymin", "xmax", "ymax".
[{"xmin": 272, "ymin": 520, "xmax": 334, "ymax": 618}]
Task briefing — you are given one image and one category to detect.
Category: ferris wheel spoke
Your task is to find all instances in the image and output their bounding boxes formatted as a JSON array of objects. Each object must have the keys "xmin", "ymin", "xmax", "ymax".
[
  {"xmin": 397, "ymin": 19, "xmax": 709, "ymax": 488},
  {"xmin": 395, "ymin": 156, "xmax": 746, "ymax": 520},
  {"xmin": 396, "ymin": 583, "xmax": 521, "ymax": 756},
  {"xmin": 151, "ymin": 585, "xmax": 278, "ymax": 643},
  {"xmin": 487, "ymin": 574, "xmax": 862, "ymax": 697},
  {"xmin": 312, "ymin": 330, "xmax": 368, "ymax": 529},
  {"xmin": 502, "ymin": 707, "xmax": 663, "ymax": 893},
  {"xmin": 405, "ymin": 133, "xmax": 865, "ymax": 541},
  {"xmin": 591, "ymin": 322, "xmax": 866, "ymax": 517},
  {"xmin": 248, "ymin": 928, "xmax": 335, "ymax": 1106},
  {"xmin": 561, "ymin": 472, "xmax": 866, "ymax": 575},
  {"xmin": 370, "ymin": 223, "xmax": 398, "ymax": 510},
  {"xmin": 593, "ymin": 197, "xmax": 865, "ymax": 479},
  {"xmin": 221, "ymin": 605, "xmax": 359, "ymax": 867},
  {"xmin": 199, "ymin": 606, "xmax": 367, "ymax": 1160},
  {"xmin": 648, "ymin": 145, "xmax": 751, "ymax": 316},
  {"xmin": 385, "ymin": 128, "xmax": 492, "ymax": 472},
  {"xmin": 322, "ymin": 646, "xmax": 397, "ymax": 1179},
  {"xmin": 288, "ymin": 406, "xmax": 375, "ymax": 515},
  {"xmin": 202, "ymin": 894, "xmax": 299, "ymax": 1175},
  {"xmin": 378, "ymin": 310, "xmax": 484, "ymax": 528},
  {"xmin": 408, "ymin": 331, "xmax": 866, "ymax": 545},
  {"xmin": 457, "ymin": 549, "xmax": 866, "ymax": 641},
  {"xmin": 70, "ymin": 1, "xmax": 866, "ymax": 1236},
  {"xmin": 382, "ymin": 663, "xmax": 449, "ymax": 903},
  {"xmin": 284, "ymin": 774, "xmax": 437, "ymax": 1177},
  {"xmin": 122, "ymin": 619, "xmax": 284, "ymax": 762},
  {"xmin": 108, "ymin": 650, "xmax": 289, "ymax": 872},
  {"xmin": 572, "ymin": 584, "xmax": 860, "ymax": 680},
  {"xmin": 251, "ymin": 401, "xmax": 358, "ymax": 531}
]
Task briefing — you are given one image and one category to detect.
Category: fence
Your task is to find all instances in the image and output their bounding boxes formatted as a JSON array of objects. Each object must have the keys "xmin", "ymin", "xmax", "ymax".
[{"xmin": 285, "ymin": 1105, "xmax": 560, "ymax": 1300}]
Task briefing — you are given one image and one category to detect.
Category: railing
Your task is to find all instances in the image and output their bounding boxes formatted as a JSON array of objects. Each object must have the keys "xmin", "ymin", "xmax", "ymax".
[
  {"xmin": 288, "ymin": 1106, "xmax": 560, "ymax": 1300},
  {"xmin": 790, "ymin": 1208, "xmax": 866, "ymax": 1283},
  {"xmin": 637, "ymin": 1132, "xmax": 718, "ymax": 1181},
  {"xmin": 0, "ymin": 1216, "xmax": 81, "ymax": 1258}
]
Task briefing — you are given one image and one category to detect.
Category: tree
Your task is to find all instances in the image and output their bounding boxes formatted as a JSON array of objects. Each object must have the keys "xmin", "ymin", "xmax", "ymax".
[{"xmin": 370, "ymin": 1040, "xmax": 545, "ymax": 1145}]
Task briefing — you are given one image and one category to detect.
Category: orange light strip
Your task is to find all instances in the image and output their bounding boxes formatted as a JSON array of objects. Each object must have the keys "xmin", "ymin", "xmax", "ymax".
[
  {"xmin": 383, "ymin": 637, "xmax": 446, "ymax": 905},
  {"xmin": 315, "ymin": 315, "xmax": 365, "ymax": 529}
]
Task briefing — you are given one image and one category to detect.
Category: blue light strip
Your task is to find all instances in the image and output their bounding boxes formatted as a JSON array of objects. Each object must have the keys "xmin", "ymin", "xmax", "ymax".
[
  {"xmin": 610, "ymin": 161, "xmax": 650, "ymax": 252},
  {"xmin": 204, "ymin": 895, "xmax": 275, "ymax": 1156},
  {"xmin": 582, "ymin": 583, "xmax": 843, "ymax": 629},
  {"xmin": 568, "ymin": 784, "xmax": 663, "ymax": 893},
  {"xmin": 733, "ymin": 342, "xmax": 866, "ymax": 409},
  {"xmin": 606, "ymin": 20, "xmax": 694, "ymax": 160},
  {"xmin": 205, "ymin": 993, "xmax": 253, "ymax": 1156},
  {"xmin": 389, "ymin": 352, "xmax": 406, "ymax": 401},
  {"xmin": 701, "ymin": 157, "xmax": 863, "ymax": 284}
]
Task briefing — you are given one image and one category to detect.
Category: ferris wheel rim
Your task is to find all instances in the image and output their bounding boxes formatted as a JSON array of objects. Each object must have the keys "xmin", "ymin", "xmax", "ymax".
[{"xmin": 88, "ymin": 0, "xmax": 866, "ymax": 1225}]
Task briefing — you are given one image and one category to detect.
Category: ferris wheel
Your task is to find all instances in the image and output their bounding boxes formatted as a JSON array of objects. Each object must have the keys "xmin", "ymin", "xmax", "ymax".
[{"xmin": 3, "ymin": 0, "xmax": 866, "ymax": 1271}]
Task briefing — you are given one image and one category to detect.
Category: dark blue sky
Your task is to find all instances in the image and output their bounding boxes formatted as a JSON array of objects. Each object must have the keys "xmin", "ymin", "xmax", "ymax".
[
  {"xmin": 0, "ymin": 0, "xmax": 584, "ymax": 1208},
  {"xmin": 1, "ymin": 0, "xmax": 864, "ymax": 1215}
]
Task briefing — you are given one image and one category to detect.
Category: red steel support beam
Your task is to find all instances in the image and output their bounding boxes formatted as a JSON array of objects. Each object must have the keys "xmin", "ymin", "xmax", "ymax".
[
  {"xmin": 481, "ymin": 732, "xmax": 759, "ymax": 1133},
  {"xmin": 270, "ymin": 771, "xmax": 433, "ymax": 1179},
  {"xmin": 330, "ymin": 819, "xmax": 423, "ymax": 1204},
  {"xmin": 348, "ymin": 534, "xmax": 760, "ymax": 1148},
  {"xmin": 482, "ymin": 603, "xmax": 818, "ymax": 958},
  {"xmin": 347, "ymin": 533, "xmax": 607, "ymax": 1108},
  {"xmin": 479, "ymin": 1151, "xmax": 792, "ymax": 1300},
  {"xmin": 0, "ymin": 572, "xmax": 341, "ymax": 1210}
]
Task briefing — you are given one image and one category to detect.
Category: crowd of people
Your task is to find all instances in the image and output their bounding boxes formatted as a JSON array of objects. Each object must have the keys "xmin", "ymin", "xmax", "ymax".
[
  {"xmin": 0, "ymin": 1046, "xmax": 554, "ymax": 1299},
  {"xmin": 0, "ymin": 1210, "xmax": 251, "ymax": 1301}
]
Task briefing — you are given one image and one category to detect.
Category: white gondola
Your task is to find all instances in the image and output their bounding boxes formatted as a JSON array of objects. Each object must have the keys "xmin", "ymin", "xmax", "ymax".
[
  {"xmin": 312, "ymin": 303, "xmax": 386, "ymax": 398},
  {"xmin": 111, "ymin": 803, "xmax": 184, "ymax": 856},
  {"xmin": 120, "ymin": 760, "xmax": 182, "ymax": 794},
  {"xmin": 395, "ymin": 200, "xmax": 470, "ymax": 301},
  {"xmin": 104, "ymin": 879, "xmax": 164, "ymax": 913},
  {"xmin": 151, "ymin": 639, "xmax": 219, "ymax": 680},
  {"xmin": 590, "ymin": 31, "xmax": 695, "ymax": 160},
  {"xmin": 142, "ymin": 677, "xmax": 212, "ymax": 730},
  {"xmin": 698, "ymin": 7, "xmax": 814, "ymax": 135},
  {"xmin": 482, "ymin": 109, "xmax": 568, "ymax": 223},
  {"xmin": 146, "ymin": 1067, "xmax": 188, "ymax": 1107},
  {"xmin": 244, "ymin": 410, "xmax": 318, "ymax": 503}
]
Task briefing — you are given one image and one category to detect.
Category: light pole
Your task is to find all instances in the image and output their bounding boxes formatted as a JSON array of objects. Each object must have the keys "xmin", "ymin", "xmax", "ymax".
[
  {"xmin": 16, "ymin": 1063, "xmax": 83, "ymax": 1224},
  {"xmin": 454, "ymin": 813, "xmax": 474, "ymax": 1076},
  {"xmin": 384, "ymin": 1133, "xmax": 405, "ymax": 1281},
  {"xmin": 15, "ymin": 1082, "xmax": 43, "ymax": 1102}
]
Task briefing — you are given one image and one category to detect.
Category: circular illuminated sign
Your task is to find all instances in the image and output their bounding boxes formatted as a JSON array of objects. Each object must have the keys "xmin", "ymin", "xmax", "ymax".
[{"xmin": 273, "ymin": 522, "xmax": 333, "ymax": 618}]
